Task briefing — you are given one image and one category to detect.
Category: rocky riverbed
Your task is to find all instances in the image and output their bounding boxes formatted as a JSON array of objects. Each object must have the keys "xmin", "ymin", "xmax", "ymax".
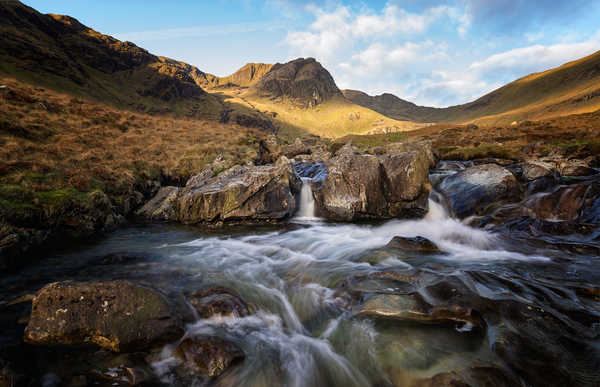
[{"xmin": 1, "ymin": 142, "xmax": 600, "ymax": 386}]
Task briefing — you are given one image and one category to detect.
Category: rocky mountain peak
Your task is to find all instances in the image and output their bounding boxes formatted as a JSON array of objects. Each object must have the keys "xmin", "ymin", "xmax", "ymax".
[{"xmin": 253, "ymin": 57, "xmax": 342, "ymax": 107}]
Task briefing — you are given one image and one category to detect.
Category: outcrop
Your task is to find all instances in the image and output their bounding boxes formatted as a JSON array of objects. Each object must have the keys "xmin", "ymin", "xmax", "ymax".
[
  {"xmin": 313, "ymin": 143, "xmax": 432, "ymax": 220},
  {"xmin": 253, "ymin": 58, "xmax": 342, "ymax": 107}
]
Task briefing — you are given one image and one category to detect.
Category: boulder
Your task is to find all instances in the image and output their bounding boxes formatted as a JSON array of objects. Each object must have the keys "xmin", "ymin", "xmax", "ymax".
[
  {"xmin": 558, "ymin": 159, "xmax": 596, "ymax": 176},
  {"xmin": 177, "ymin": 156, "xmax": 301, "ymax": 224},
  {"xmin": 521, "ymin": 184, "xmax": 590, "ymax": 221},
  {"xmin": 386, "ymin": 236, "xmax": 440, "ymax": 253},
  {"xmin": 437, "ymin": 164, "xmax": 519, "ymax": 218},
  {"xmin": 187, "ymin": 287, "xmax": 251, "ymax": 319},
  {"xmin": 174, "ymin": 336, "xmax": 244, "ymax": 377},
  {"xmin": 135, "ymin": 186, "xmax": 180, "ymax": 221},
  {"xmin": 522, "ymin": 161, "xmax": 554, "ymax": 181},
  {"xmin": 24, "ymin": 281, "xmax": 191, "ymax": 352},
  {"xmin": 314, "ymin": 144, "xmax": 431, "ymax": 221},
  {"xmin": 355, "ymin": 293, "xmax": 484, "ymax": 329},
  {"xmin": 281, "ymin": 138, "xmax": 311, "ymax": 159}
]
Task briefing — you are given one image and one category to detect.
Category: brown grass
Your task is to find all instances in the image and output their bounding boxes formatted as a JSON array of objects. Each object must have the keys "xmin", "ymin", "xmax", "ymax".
[{"xmin": 0, "ymin": 78, "xmax": 263, "ymax": 221}]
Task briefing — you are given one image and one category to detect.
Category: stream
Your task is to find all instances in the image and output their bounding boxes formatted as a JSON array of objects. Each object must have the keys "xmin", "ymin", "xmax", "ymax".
[{"xmin": 1, "ymin": 171, "xmax": 600, "ymax": 386}]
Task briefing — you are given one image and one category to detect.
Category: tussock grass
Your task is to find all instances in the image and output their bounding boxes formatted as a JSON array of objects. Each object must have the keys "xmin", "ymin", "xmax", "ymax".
[{"xmin": 0, "ymin": 78, "xmax": 262, "ymax": 222}]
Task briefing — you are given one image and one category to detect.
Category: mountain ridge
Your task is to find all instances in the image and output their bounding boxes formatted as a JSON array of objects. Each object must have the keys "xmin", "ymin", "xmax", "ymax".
[{"xmin": 344, "ymin": 50, "xmax": 600, "ymax": 125}]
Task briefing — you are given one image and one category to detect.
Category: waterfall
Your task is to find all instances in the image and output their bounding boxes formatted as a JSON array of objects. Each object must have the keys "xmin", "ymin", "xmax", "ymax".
[{"xmin": 296, "ymin": 178, "xmax": 316, "ymax": 219}]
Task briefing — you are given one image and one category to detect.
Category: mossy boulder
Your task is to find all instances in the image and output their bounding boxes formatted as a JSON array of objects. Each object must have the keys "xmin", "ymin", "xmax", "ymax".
[{"xmin": 24, "ymin": 281, "xmax": 192, "ymax": 352}]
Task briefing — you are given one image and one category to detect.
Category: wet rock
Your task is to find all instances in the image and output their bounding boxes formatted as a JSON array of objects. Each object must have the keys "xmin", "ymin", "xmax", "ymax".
[
  {"xmin": 522, "ymin": 160, "xmax": 554, "ymax": 181},
  {"xmin": 414, "ymin": 366, "xmax": 518, "ymax": 387},
  {"xmin": 314, "ymin": 144, "xmax": 431, "ymax": 221},
  {"xmin": 386, "ymin": 236, "xmax": 440, "ymax": 253},
  {"xmin": 177, "ymin": 156, "xmax": 301, "ymax": 224},
  {"xmin": 437, "ymin": 164, "xmax": 519, "ymax": 218},
  {"xmin": 24, "ymin": 281, "xmax": 191, "ymax": 352},
  {"xmin": 521, "ymin": 184, "xmax": 589, "ymax": 221},
  {"xmin": 293, "ymin": 161, "xmax": 328, "ymax": 182},
  {"xmin": 87, "ymin": 353, "xmax": 154, "ymax": 386},
  {"xmin": 188, "ymin": 287, "xmax": 251, "ymax": 319},
  {"xmin": 135, "ymin": 186, "xmax": 180, "ymax": 221},
  {"xmin": 558, "ymin": 159, "xmax": 596, "ymax": 176},
  {"xmin": 174, "ymin": 336, "xmax": 244, "ymax": 377},
  {"xmin": 356, "ymin": 293, "xmax": 484, "ymax": 329}
]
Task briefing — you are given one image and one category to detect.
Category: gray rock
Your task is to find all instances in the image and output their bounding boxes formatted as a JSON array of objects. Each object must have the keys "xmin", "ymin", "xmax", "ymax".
[
  {"xmin": 136, "ymin": 186, "xmax": 180, "ymax": 221},
  {"xmin": 438, "ymin": 164, "xmax": 519, "ymax": 218},
  {"xmin": 178, "ymin": 156, "xmax": 301, "ymax": 224},
  {"xmin": 314, "ymin": 144, "xmax": 431, "ymax": 221}
]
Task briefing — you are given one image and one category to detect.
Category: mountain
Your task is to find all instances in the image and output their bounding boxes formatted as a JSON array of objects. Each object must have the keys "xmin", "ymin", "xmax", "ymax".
[
  {"xmin": 345, "ymin": 50, "xmax": 600, "ymax": 125},
  {"xmin": 0, "ymin": 1, "xmax": 221, "ymax": 118},
  {"xmin": 201, "ymin": 63, "xmax": 273, "ymax": 88},
  {"xmin": 0, "ymin": 1, "xmax": 425, "ymax": 138},
  {"xmin": 211, "ymin": 58, "xmax": 423, "ymax": 137},
  {"xmin": 342, "ymin": 90, "xmax": 438, "ymax": 122},
  {"xmin": 252, "ymin": 58, "xmax": 343, "ymax": 107}
]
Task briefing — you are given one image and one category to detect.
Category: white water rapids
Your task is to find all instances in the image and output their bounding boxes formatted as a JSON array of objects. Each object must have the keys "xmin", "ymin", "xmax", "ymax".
[{"xmin": 149, "ymin": 196, "xmax": 548, "ymax": 386}]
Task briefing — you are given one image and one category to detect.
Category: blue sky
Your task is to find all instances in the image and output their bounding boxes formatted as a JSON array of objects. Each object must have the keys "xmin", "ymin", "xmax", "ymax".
[{"xmin": 25, "ymin": 0, "xmax": 600, "ymax": 107}]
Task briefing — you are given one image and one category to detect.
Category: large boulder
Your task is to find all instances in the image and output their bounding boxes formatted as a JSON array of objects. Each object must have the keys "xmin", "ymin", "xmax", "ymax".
[
  {"xmin": 24, "ymin": 281, "xmax": 191, "ymax": 352},
  {"xmin": 313, "ymin": 144, "xmax": 431, "ymax": 221},
  {"xmin": 178, "ymin": 156, "xmax": 301, "ymax": 224},
  {"xmin": 437, "ymin": 164, "xmax": 519, "ymax": 218}
]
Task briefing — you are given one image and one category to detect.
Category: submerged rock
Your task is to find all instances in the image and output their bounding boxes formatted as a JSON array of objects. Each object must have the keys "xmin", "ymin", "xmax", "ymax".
[
  {"xmin": 356, "ymin": 293, "xmax": 484, "ymax": 329},
  {"xmin": 314, "ymin": 143, "xmax": 431, "ymax": 221},
  {"xmin": 174, "ymin": 336, "xmax": 244, "ymax": 377},
  {"xmin": 521, "ymin": 184, "xmax": 589, "ymax": 221},
  {"xmin": 386, "ymin": 236, "xmax": 440, "ymax": 253},
  {"xmin": 187, "ymin": 287, "xmax": 251, "ymax": 319},
  {"xmin": 437, "ymin": 163, "xmax": 519, "ymax": 218},
  {"xmin": 24, "ymin": 281, "xmax": 191, "ymax": 352}
]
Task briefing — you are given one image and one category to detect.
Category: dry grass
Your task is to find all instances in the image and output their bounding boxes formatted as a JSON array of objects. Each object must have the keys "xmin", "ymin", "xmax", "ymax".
[{"xmin": 0, "ymin": 78, "xmax": 262, "ymax": 222}]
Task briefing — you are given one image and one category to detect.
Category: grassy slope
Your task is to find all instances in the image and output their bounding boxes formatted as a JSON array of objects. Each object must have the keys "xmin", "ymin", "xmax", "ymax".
[
  {"xmin": 345, "ymin": 50, "xmax": 600, "ymax": 125},
  {"xmin": 0, "ymin": 2, "xmax": 223, "ymax": 120},
  {"xmin": 212, "ymin": 88, "xmax": 425, "ymax": 139},
  {"xmin": 0, "ymin": 78, "xmax": 261, "ymax": 229}
]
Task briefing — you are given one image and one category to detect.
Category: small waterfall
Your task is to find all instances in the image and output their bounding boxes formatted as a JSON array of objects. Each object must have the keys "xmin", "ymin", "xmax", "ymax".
[{"xmin": 296, "ymin": 178, "xmax": 316, "ymax": 219}]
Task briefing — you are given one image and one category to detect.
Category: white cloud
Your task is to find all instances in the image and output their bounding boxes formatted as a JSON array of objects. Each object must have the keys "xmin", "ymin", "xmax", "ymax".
[
  {"xmin": 469, "ymin": 40, "xmax": 600, "ymax": 75},
  {"xmin": 116, "ymin": 21, "xmax": 285, "ymax": 42}
]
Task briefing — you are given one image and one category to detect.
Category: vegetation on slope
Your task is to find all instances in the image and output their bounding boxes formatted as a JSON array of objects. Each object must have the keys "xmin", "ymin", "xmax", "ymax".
[{"xmin": 344, "ymin": 50, "xmax": 600, "ymax": 125}]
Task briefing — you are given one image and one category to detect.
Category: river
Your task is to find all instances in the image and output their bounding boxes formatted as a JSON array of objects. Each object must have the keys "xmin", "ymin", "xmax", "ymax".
[{"xmin": 1, "ymin": 176, "xmax": 599, "ymax": 386}]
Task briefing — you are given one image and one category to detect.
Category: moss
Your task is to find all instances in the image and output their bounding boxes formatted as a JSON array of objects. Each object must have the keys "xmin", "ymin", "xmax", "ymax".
[
  {"xmin": 438, "ymin": 145, "xmax": 520, "ymax": 160},
  {"xmin": 34, "ymin": 187, "xmax": 91, "ymax": 207}
]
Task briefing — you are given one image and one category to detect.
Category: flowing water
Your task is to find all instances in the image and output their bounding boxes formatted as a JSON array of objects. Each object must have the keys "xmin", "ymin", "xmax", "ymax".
[{"xmin": 1, "ymin": 181, "xmax": 600, "ymax": 385}]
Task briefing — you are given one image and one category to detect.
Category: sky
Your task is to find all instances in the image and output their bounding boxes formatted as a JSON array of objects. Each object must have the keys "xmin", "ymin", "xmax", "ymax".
[{"xmin": 24, "ymin": 0, "xmax": 600, "ymax": 107}]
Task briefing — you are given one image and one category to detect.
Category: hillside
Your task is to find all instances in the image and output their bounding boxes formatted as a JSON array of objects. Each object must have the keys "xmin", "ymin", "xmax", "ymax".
[
  {"xmin": 201, "ymin": 63, "xmax": 273, "ymax": 88},
  {"xmin": 208, "ymin": 59, "xmax": 425, "ymax": 138},
  {"xmin": 0, "ymin": 1, "xmax": 222, "ymax": 119},
  {"xmin": 345, "ymin": 50, "xmax": 600, "ymax": 125}
]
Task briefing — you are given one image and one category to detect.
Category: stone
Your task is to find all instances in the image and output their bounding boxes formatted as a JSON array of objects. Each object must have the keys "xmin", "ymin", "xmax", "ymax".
[
  {"xmin": 314, "ymin": 144, "xmax": 431, "ymax": 221},
  {"xmin": 174, "ymin": 336, "xmax": 244, "ymax": 377},
  {"xmin": 24, "ymin": 281, "xmax": 192, "ymax": 352},
  {"xmin": 135, "ymin": 186, "xmax": 180, "ymax": 221},
  {"xmin": 522, "ymin": 160, "xmax": 554, "ymax": 181},
  {"xmin": 437, "ymin": 164, "xmax": 519, "ymax": 218},
  {"xmin": 386, "ymin": 236, "xmax": 440, "ymax": 253},
  {"xmin": 177, "ymin": 156, "xmax": 301, "ymax": 224},
  {"xmin": 521, "ymin": 184, "xmax": 589, "ymax": 221},
  {"xmin": 187, "ymin": 287, "xmax": 251, "ymax": 319},
  {"xmin": 558, "ymin": 159, "xmax": 596, "ymax": 176},
  {"xmin": 356, "ymin": 293, "xmax": 485, "ymax": 329}
]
